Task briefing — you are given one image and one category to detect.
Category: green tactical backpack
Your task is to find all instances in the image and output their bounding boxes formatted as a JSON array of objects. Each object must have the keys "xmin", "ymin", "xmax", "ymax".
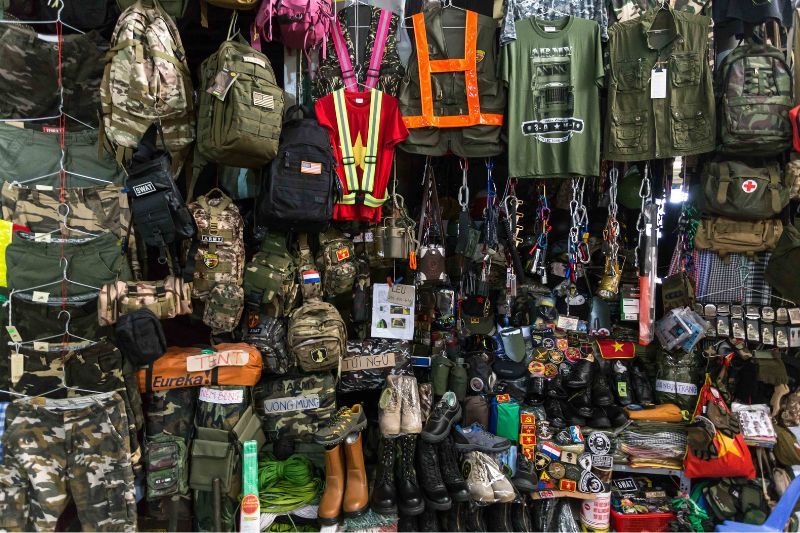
[
  {"xmin": 194, "ymin": 36, "xmax": 285, "ymax": 196},
  {"xmin": 287, "ymin": 299, "xmax": 347, "ymax": 372},
  {"xmin": 242, "ymin": 232, "xmax": 298, "ymax": 315},
  {"xmin": 717, "ymin": 39, "xmax": 794, "ymax": 156},
  {"xmin": 700, "ymin": 160, "xmax": 789, "ymax": 220},
  {"xmin": 316, "ymin": 229, "xmax": 358, "ymax": 297}
]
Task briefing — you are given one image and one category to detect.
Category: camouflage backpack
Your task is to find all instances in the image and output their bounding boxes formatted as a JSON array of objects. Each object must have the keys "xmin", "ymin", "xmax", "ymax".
[
  {"xmin": 253, "ymin": 373, "xmax": 336, "ymax": 442},
  {"xmin": 101, "ymin": 0, "xmax": 195, "ymax": 165},
  {"xmin": 188, "ymin": 190, "xmax": 245, "ymax": 298},
  {"xmin": 287, "ymin": 299, "xmax": 347, "ymax": 372},
  {"xmin": 242, "ymin": 315, "xmax": 293, "ymax": 375},
  {"xmin": 242, "ymin": 232, "xmax": 298, "ymax": 316},
  {"xmin": 202, "ymin": 283, "xmax": 245, "ymax": 333},
  {"xmin": 717, "ymin": 39, "xmax": 793, "ymax": 157},
  {"xmin": 317, "ymin": 229, "xmax": 357, "ymax": 297},
  {"xmin": 193, "ymin": 32, "xmax": 284, "ymax": 198}
]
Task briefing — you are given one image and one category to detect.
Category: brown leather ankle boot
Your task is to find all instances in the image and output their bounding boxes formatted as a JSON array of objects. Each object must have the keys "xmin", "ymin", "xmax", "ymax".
[
  {"xmin": 318, "ymin": 444, "xmax": 345, "ymax": 525},
  {"xmin": 342, "ymin": 433, "xmax": 369, "ymax": 517}
]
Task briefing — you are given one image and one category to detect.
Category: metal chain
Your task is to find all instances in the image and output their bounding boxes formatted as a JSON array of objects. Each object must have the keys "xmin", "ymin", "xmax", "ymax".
[
  {"xmin": 458, "ymin": 158, "xmax": 469, "ymax": 210},
  {"xmin": 606, "ymin": 167, "xmax": 620, "ymax": 262},
  {"xmin": 634, "ymin": 164, "xmax": 651, "ymax": 270}
]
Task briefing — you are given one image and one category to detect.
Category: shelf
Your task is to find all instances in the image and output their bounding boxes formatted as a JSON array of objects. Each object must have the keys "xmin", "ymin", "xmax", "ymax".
[{"xmin": 612, "ymin": 464, "xmax": 684, "ymax": 477}]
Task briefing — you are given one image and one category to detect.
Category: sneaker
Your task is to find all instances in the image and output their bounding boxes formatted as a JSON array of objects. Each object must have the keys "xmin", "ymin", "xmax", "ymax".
[
  {"xmin": 453, "ymin": 423, "xmax": 512, "ymax": 453},
  {"xmin": 463, "ymin": 451, "xmax": 495, "ymax": 503},
  {"xmin": 421, "ymin": 391, "xmax": 462, "ymax": 443},
  {"xmin": 314, "ymin": 404, "xmax": 367, "ymax": 446}
]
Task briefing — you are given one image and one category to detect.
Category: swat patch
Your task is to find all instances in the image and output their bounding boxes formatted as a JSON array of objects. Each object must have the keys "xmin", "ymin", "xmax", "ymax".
[{"xmin": 132, "ymin": 182, "xmax": 156, "ymax": 196}]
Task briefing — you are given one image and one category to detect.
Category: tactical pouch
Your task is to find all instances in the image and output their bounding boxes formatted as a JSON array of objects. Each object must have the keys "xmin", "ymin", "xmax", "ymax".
[
  {"xmin": 701, "ymin": 160, "xmax": 789, "ymax": 220},
  {"xmin": 455, "ymin": 210, "xmax": 480, "ymax": 257},
  {"xmin": 661, "ymin": 272, "xmax": 696, "ymax": 313},
  {"xmin": 116, "ymin": 309, "xmax": 167, "ymax": 366},
  {"xmin": 145, "ymin": 434, "xmax": 188, "ymax": 500},
  {"xmin": 189, "ymin": 405, "xmax": 265, "ymax": 496},
  {"xmin": 418, "ymin": 245, "xmax": 447, "ymax": 283},
  {"xmin": 767, "ymin": 222, "xmax": 800, "ymax": 304},
  {"xmin": 318, "ymin": 230, "xmax": 357, "ymax": 297},
  {"xmin": 99, "ymin": 276, "xmax": 193, "ymax": 325},
  {"xmin": 243, "ymin": 234, "xmax": 297, "ymax": 314},
  {"xmin": 202, "ymin": 283, "xmax": 245, "ymax": 333},
  {"xmin": 694, "ymin": 217, "xmax": 783, "ymax": 258},
  {"xmin": 338, "ymin": 339, "xmax": 412, "ymax": 393},
  {"xmin": 416, "ymin": 165, "xmax": 449, "ymax": 284}
]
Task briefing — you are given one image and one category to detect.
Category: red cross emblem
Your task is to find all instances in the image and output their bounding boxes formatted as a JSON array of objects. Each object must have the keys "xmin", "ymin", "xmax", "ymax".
[{"xmin": 742, "ymin": 179, "xmax": 758, "ymax": 193}]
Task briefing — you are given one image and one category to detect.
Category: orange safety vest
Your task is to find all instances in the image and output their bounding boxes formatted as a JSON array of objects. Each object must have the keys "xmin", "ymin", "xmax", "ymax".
[{"xmin": 402, "ymin": 10, "xmax": 504, "ymax": 130}]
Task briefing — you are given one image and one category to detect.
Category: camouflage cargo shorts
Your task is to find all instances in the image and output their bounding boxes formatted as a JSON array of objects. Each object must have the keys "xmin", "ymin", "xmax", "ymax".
[{"xmin": 0, "ymin": 392, "xmax": 137, "ymax": 532}]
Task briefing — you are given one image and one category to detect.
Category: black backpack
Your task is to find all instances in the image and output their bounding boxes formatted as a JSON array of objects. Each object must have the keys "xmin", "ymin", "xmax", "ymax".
[
  {"xmin": 126, "ymin": 127, "xmax": 195, "ymax": 270},
  {"xmin": 257, "ymin": 106, "xmax": 338, "ymax": 232}
]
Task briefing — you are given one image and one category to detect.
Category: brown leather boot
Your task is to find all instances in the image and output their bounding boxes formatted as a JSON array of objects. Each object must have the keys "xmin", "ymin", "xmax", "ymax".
[
  {"xmin": 342, "ymin": 433, "xmax": 369, "ymax": 518},
  {"xmin": 318, "ymin": 444, "xmax": 345, "ymax": 525}
]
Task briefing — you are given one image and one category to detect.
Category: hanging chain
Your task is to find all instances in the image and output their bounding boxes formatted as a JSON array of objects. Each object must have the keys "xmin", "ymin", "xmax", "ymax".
[
  {"xmin": 605, "ymin": 167, "xmax": 621, "ymax": 263},
  {"xmin": 484, "ymin": 159, "xmax": 498, "ymax": 251},
  {"xmin": 634, "ymin": 164, "xmax": 651, "ymax": 270},
  {"xmin": 458, "ymin": 158, "xmax": 469, "ymax": 210},
  {"xmin": 567, "ymin": 177, "xmax": 588, "ymax": 281}
]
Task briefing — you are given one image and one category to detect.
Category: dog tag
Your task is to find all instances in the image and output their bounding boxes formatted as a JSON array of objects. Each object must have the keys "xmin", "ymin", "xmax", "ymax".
[
  {"xmin": 762, "ymin": 307, "xmax": 775, "ymax": 323},
  {"xmin": 716, "ymin": 316, "xmax": 730, "ymax": 337},
  {"xmin": 732, "ymin": 318, "xmax": 745, "ymax": 340},
  {"xmin": 762, "ymin": 324, "xmax": 775, "ymax": 346},
  {"xmin": 746, "ymin": 319, "xmax": 760, "ymax": 342},
  {"xmin": 776, "ymin": 326, "xmax": 789, "ymax": 348},
  {"xmin": 776, "ymin": 307, "xmax": 789, "ymax": 324}
]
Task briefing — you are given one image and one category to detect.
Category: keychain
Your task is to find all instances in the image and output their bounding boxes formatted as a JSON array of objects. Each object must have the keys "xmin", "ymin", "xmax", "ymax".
[
  {"xmin": 527, "ymin": 183, "xmax": 551, "ymax": 284},
  {"xmin": 597, "ymin": 167, "xmax": 622, "ymax": 300}
]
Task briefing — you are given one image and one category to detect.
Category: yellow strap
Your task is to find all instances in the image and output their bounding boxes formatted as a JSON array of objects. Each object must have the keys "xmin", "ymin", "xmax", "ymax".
[
  {"xmin": 362, "ymin": 88, "xmax": 383, "ymax": 194},
  {"xmin": 332, "ymin": 89, "xmax": 360, "ymax": 194}
]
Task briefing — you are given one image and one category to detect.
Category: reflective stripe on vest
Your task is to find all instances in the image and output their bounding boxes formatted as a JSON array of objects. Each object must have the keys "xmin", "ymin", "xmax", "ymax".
[
  {"xmin": 403, "ymin": 10, "xmax": 503, "ymax": 129},
  {"xmin": 332, "ymin": 88, "xmax": 383, "ymax": 206},
  {"xmin": 331, "ymin": 8, "xmax": 393, "ymax": 91}
]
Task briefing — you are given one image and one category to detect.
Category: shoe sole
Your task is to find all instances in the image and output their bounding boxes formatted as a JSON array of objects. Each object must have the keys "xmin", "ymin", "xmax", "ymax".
[
  {"xmin": 420, "ymin": 407, "xmax": 462, "ymax": 443},
  {"xmin": 454, "ymin": 441, "xmax": 512, "ymax": 454},
  {"xmin": 398, "ymin": 501, "xmax": 425, "ymax": 516},
  {"xmin": 424, "ymin": 496, "xmax": 452, "ymax": 511},
  {"xmin": 318, "ymin": 515, "xmax": 341, "ymax": 526}
]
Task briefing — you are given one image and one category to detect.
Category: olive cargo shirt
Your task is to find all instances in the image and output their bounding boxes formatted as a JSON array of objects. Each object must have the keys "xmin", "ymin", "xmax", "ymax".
[{"xmin": 604, "ymin": 7, "xmax": 715, "ymax": 162}]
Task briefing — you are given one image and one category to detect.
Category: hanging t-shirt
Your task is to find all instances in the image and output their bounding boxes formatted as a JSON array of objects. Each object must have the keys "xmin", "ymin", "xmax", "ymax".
[
  {"xmin": 315, "ymin": 90, "xmax": 408, "ymax": 223},
  {"xmin": 713, "ymin": 0, "xmax": 792, "ymax": 28},
  {"xmin": 608, "ymin": 0, "xmax": 710, "ymax": 23},
  {"xmin": 501, "ymin": 0, "xmax": 608, "ymax": 44},
  {"xmin": 501, "ymin": 16, "xmax": 603, "ymax": 178}
]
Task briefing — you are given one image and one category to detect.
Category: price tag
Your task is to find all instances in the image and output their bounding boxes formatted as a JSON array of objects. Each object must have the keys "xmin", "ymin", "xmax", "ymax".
[
  {"xmin": 386, "ymin": 284, "xmax": 415, "ymax": 306},
  {"xmin": 5, "ymin": 326, "xmax": 22, "ymax": 343},
  {"xmin": 651, "ymin": 68, "xmax": 667, "ymax": 99},
  {"xmin": 32, "ymin": 291, "xmax": 50, "ymax": 303},
  {"xmin": 33, "ymin": 341, "xmax": 49, "ymax": 352},
  {"xmin": 10, "ymin": 352, "xmax": 23, "ymax": 384}
]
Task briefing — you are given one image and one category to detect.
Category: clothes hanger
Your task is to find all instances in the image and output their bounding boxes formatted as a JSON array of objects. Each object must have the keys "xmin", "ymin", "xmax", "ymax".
[
  {"xmin": 8, "ymin": 255, "xmax": 101, "ymax": 300},
  {"xmin": 403, "ymin": 0, "xmax": 465, "ymax": 30},
  {"xmin": 15, "ymin": 310, "xmax": 96, "ymax": 348},
  {"xmin": 28, "ymin": 204, "xmax": 102, "ymax": 240},
  {"xmin": 696, "ymin": 265, "xmax": 796, "ymax": 306}
]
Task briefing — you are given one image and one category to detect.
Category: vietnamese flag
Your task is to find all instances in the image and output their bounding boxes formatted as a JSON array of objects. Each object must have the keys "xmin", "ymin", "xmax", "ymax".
[{"xmin": 596, "ymin": 339, "xmax": 635, "ymax": 359}]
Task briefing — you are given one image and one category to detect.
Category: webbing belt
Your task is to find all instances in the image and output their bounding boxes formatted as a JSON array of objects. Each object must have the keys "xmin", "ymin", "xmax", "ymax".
[
  {"xmin": 331, "ymin": 8, "xmax": 393, "ymax": 91},
  {"xmin": 332, "ymin": 88, "xmax": 385, "ymax": 207},
  {"xmin": 403, "ymin": 10, "xmax": 503, "ymax": 129}
]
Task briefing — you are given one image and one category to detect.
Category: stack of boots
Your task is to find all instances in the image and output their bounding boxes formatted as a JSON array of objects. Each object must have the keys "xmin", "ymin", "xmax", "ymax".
[
  {"xmin": 395, "ymin": 435, "xmax": 425, "ymax": 515},
  {"xmin": 437, "ymin": 434, "xmax": 470, "ymax": 501},
  {"xmin": 370, "ymin": 436, "xmax": 397, "ymax": 515}
]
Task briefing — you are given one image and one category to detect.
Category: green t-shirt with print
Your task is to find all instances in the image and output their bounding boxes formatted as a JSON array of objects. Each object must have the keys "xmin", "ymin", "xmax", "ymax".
[{"xmin": 501, "ymin": 16, "xmax": 604, "ymax": 178}]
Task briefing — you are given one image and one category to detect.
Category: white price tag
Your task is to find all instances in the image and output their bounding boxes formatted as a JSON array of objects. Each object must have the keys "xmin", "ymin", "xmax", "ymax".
[
  {"xmin": 10, "ymin": 352, "xmax": 23, "ymax": 384},
  {"xmin": 32, "ymin": 291, "xmax": 50, "ymax": 303},
  {"xmin": 651, "ymin": 68, "xmax": 667, "ymax": 99},
  {"xmin": 33, "ymin": 341, "xmax": 49, "ymax": 352},
  {"xmin": 5, "ymin": 326, "xmax": 22, "ymax": 343}
]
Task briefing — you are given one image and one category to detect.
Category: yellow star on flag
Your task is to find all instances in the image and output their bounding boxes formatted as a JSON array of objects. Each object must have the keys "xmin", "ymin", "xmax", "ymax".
[
  {"xmin": 612, "ymin": 341, "xmax": 624, "ymax": 352},
  {"xmin": 715, "ymin": 433, "xmax": 743, "ymax": 458}
]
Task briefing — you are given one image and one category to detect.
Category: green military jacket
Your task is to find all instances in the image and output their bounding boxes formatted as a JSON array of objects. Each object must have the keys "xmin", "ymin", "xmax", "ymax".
[{"xmin": 604, "ymin": 7, "xmax": 715, "ymax": 161}]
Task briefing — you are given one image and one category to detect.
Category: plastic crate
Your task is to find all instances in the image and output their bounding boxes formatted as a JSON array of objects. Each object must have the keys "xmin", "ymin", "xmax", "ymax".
[{"xmin": 610, "ymin": 509, "xmax": 675, "ymax": 532}]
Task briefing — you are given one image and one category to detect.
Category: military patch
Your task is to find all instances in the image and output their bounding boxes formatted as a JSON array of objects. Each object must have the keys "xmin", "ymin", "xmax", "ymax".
[
  {"xmin": 579, "ymin": 471, "xmax": 605, "ymax": 493},
  {"xmin": 547, "ymin": 462, "xmax": 565, "ymax": 479},
  {"xmin": 529, "ymin": 361, "xmax": 546, "ymax": 376},
  {"xmin": 335, "ymin": 247, "xmax": 350, "ymax": 261},
  {"xmin": 203, "ymin": 253, "xmax": 219, "ymax": 269},
  {"xmin": 201, "ymin": 234, "xmax": 225, "ymax": 243},
  {"xmin": 310, "ymin": 348, "xmax": 328, "ymax": 363},
  {"xmin": 544, "ymin": 363, "xmax": 558, "ymax": 378},
  {"xmin": 559, "ymin": 479, "xmax": 577, "ymax": 491},
  {"xmin": 742, "ymin": 179, "xmax": 758, "ymax": 193},
  {"xmin": 476, "ymin": 49, "xmax": 486, "ymax": 62},
  {"xmin": 578, "ymin": 452, "xmax": 592, "ymax": 471},
  {"xmin": 587, "ymin": 432, "xmax": 612, "ymax": 455},
  {"xmin": 534, "ymin": 452, "xmax": 551, "ymax": 471},
  {"xmin": 252, "ymin": 91, "xmax": 274, "ymax": 109}
]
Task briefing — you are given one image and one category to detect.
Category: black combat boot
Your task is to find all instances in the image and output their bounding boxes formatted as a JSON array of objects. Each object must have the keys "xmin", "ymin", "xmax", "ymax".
[
  {"xmin": 589, "ymin": 407, "xmax": 611, "ymax": 429},
  {"xmin": 418, "ymin": 506, "xmax": 440, "ymax": 532},
  {"xmin": 592, "ymin": 368, "xmax": 615, "ymax": 406},
  {"xmin": 568, "ymin": 387, "xmax": 594, "ymax": 417},
  {"xmin": 416, "ymin": 439, "xmax": 452, "ymax": 510},
  {"xmin": 395, "ymin": 435, "xmax": 425, "ymax": 516},
  {"xmin": 370, "ymin": 436, "xmax": 397, "ymax": 515},
  {"xmin": 545, "ymin": 399, "xmax": 566, "ymax": 429},
  {"xmin": 511, "ymin": 499, "xmax": 534, "ymax": 532},
  {"xmin": 545, "ymin": 375, "xmax": 568, "ymax": 399},
  {"xmin": 606, "ymin": 404, "xmax": 629, "ymax": 427},
  {"xmin": 465, "ymin": 501, "xmax": 487, "ymax": 531},
  {"xmin": 437, "ymin": 434, "xmax": 470, "ymax": 502},
  {"xmin": 397, "ymin": 513, "xmax": 418, "ymax": 532},
  {"xmin": 526, "ymin": 377, "xmax": 546, "ymax": 405},
  {"xmin": 564, "ymin": 358, "xmax": 594, "ymax": 388},
  {"xmin": 632, "ymin": 364, "xmax": 655, "ymax": 406}
]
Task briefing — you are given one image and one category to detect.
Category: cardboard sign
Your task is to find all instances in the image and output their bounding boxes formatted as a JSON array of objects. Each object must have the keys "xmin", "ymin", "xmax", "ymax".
[
  {"xmin": 341, "ymin": 353, "xmax": 396, "ymax": 372},
  {"xmin": 387, "ymin": 284, "xmax": 415, "ymax": 306},
  {"xmin": 186, "ymin": 350, "xmax": 249, "ymax": 372}
]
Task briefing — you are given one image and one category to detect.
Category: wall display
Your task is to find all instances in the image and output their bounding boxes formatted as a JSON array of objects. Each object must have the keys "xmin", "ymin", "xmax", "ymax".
[{"xmin": 2, "ymin": 0, "xmax": 800, "ymax": 531}]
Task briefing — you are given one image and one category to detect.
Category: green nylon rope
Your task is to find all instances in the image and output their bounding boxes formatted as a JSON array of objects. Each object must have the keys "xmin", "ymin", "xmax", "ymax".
[{"xmin": 257, "ymin": 453, "xmax": 321, "ymax": 513}]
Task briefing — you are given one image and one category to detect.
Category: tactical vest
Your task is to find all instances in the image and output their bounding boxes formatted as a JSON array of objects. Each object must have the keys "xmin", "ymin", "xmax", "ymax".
[{"xmin": 398, "ymin": 5, "xmax": 505, "ymax": 157}]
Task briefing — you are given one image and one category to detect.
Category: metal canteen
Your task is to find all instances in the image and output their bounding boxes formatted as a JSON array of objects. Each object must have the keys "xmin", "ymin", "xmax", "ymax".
[
  {"xmin": 596, "ymin": 256, "xmax": 621, "ymax": 300},
  {"xmin": 386, "ymin": 226, "xmax": 410, "ymax": 259}
]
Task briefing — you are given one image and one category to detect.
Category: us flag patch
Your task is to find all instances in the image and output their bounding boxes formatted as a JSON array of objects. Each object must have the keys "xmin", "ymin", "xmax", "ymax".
[{"xmin": 253, "ymin": 91, "xmax": 274, "ymax": 109}]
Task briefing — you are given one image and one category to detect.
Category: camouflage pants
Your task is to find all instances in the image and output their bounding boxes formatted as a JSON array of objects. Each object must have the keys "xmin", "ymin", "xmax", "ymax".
[
  {"xmin": 7, "ymin": 342, "xmax": 143, "ymax": 466},
  {"xmin": 0, "ymin": 392, "xmax": 137, "ymax": 532},
  {"xmin": 0, "ymin": 22, "xmax": 107, "ymax": 126},
  {"xmin": 5, "ymin": 231, "xmax": 132, "ymax": 297},
  {"xmin": 0, "ymin": 122, "xmax": 125, "ymax": 187}
]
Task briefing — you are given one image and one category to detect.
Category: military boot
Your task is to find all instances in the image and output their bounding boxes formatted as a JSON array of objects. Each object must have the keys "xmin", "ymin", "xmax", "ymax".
[
  {"xmin": 395, "ymin": 435, "xmax": 425, "ymax": 516},
  {"xmin": 511, "ymin": 499, "xmax": 533, "ymax": 532},
  {"xmin": 379, "ymin": 375, "xmax": 402, "ymax": 436},
  {"xmin": 487, "ymin": 502, "xmax": 513, "ymax": 532},
  {"xmin": 545, "ymin": 375, "xmax": 568, "ymax": 399},
  {"xmin": 400, "ymin": 375, "xmax": 423, "ymax": 434},
  {"xmin": 632, "ymin": 364, "xmax": 655, "ymax": 406},
  {"xmin": 318, "ymin": 444, "xmax": 345, "ymax": 525},
  {"xmin": 589, "ymin": 407, "xmax": 611, "ymax": 429},
  {"xmin": 544, "ymin": 399, "xmax": 566, "ymax": 429},
  {"xmin": 397, "ymin": 513, "xmax": 418, "ymax": 532},
  {"xmin": 606, "ymin": 404, "xmax": 629, "ymax": 427},
  {"xmin": 511, "ymin": 454, "xmax": 536, "ymax": 493},
  {"xmin": 370, "ymin": 437, "xmax": 397, "ymax": 515},
  {"xmin": 342, "ymin": 433, "xmax": 368, "ymax": 518},
  {"xmin": 416, "ymin": 439, "xmax": 452, "ymax": 510},
  {"xmin": 465, "ymin": 501, "xmax": 487, "ymax": 531},
  {"xmin": 437, "ymin": 434, "xmax": 470, "ymax": 502},
  {"xmin": 592, "ymin": 369, "xmax": 615, "ymax": 406},
  {"xmin": 526, "ymin": 377, "xmax": 546, "ymax": 405},
  {"xmin": 568, "ymin": 387, "xmax": 594, "ymax": 418},
  {"xmin": 564, "ymin": 358, "xmax": 593, "ymax": 388},
  {"xmin": 612, "ymin": 360, "xmax": 633, "ymax": 406}
]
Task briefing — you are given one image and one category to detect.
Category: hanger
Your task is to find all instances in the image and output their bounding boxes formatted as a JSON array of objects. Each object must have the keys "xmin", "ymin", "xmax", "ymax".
[
  {"xmin": 403, "ymin": 0, "xmax": 465, "ymax": 30},
  {"xmin": 0, "ymin": 13, "xmax": 85, "ymax": 35},
  {"xmin": 696, "ymin": 265, "xmax": 796, "ymax": 306},
  {"xmin": 15, "ymin": 310, "xmax": 95, "ymax": 347},
  {"xmin": 12, "ymin": 169, "xmax": 112, "ymax": 186},
  {"xmin": 8, "ymin": 255, "xmax": 101, "ymax": 301},
  {"xmin": 27, "ymin": 204, "xmax": 102, "ymax": 240}
]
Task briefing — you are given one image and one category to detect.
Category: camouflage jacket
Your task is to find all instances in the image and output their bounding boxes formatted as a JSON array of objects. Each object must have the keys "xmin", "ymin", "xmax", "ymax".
[
  {"xmin": 608, "ymin": 0, "xmax": 711, "ymax": 23},
  {"xmin": 501, "ymin": 0, "xmax": 608, "ymax": 44},
  {"xmin": 313, "ymin": 5, "xmax": 404, "ymax": 98},
  {"xmin": 604, "ymin": 6, "xmax": 715, "ymax": 161}
]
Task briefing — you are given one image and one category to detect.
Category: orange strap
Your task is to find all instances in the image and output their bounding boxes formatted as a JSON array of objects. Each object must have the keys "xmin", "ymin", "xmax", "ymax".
[{"xmin": 403, "ymin": 11, "xmax": 503, "ymax": 129}]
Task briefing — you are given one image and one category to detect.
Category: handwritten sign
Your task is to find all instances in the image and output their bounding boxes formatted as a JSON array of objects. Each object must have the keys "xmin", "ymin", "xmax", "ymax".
[{"xmin": 186, "ymin": 350, "xmax": 249, "ymax": 372}]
